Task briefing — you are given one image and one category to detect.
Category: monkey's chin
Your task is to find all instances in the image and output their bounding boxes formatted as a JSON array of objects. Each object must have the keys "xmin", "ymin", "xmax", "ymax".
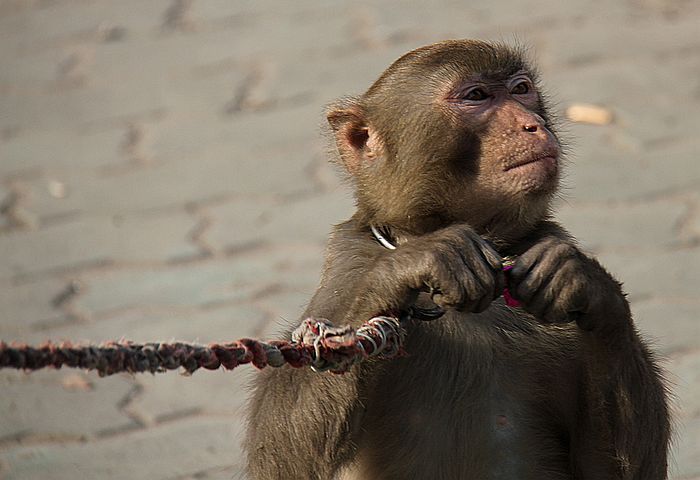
[{"xmin": 507, "ymin": 156, "xmax": 559, "ymax": 193}]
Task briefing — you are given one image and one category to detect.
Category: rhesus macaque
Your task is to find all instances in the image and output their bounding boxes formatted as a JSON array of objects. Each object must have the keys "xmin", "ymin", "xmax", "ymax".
[{"xmin": 246, "ymin": 40, "xmax": 670, "ymax": 480}]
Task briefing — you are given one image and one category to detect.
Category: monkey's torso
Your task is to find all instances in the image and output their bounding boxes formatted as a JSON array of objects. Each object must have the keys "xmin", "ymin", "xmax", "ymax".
[
  {"xmin": 342, "ymin": 305, "xmax": 582, "ymax": 480},
  {"xmin": 247, "ymin": 220, "xmax": 667, "ymax": 480}
]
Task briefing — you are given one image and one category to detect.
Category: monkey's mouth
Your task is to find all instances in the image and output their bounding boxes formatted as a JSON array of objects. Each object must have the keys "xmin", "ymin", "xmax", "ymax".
[{"xmin": 504, "ymin": 152, "xmax": 558, "ymax": 172}]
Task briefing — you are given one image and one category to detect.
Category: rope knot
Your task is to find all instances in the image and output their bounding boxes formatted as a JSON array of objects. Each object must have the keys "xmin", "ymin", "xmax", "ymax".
[{"xmin": 292, "ymin": 316, "xmax": 404, "ymax": 373}]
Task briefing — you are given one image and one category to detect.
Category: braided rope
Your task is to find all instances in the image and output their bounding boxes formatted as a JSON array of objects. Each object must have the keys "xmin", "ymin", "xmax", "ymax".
[{"xmin": 0, "ymin": 315, "xmax": 405, "ymax": 377}]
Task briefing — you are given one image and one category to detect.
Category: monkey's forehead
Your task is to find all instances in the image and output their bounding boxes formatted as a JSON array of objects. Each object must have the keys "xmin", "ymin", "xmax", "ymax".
[
  {"xmin": 402, "ymin": 40, "xmax": 534, "ymax": 79},
  {"xmin": 364, "ymin": 41, "xmax": 538, "ymax": 101},
  {"xmin": 434, "ymin": 52, "xmax": 531, "ymax": 79}
]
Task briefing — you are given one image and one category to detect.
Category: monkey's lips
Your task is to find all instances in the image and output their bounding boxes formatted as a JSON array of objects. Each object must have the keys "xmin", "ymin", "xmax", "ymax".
[
  {"xmin": 503, "ymin": 152, "xmax": 559, "ymax": 191},
  {"xmin": 504, "ymin": 153, "xmax": 558, "ymax": 172}
]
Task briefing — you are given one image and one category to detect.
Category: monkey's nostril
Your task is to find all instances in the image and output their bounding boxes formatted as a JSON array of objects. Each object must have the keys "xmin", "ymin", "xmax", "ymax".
[{"xmin": 523, "ymin": 124, "xmax": 538, "ymax": 133}]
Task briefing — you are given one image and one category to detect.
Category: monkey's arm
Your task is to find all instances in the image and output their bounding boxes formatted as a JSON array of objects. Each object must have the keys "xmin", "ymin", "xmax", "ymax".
[
  {"xmin": 574, "ymin": 326, "xmax": 670, "ymax": 479},
  {"xmin": 508, "ymin": 226, "xmax": 671, "ymax": 479},
  {"xmin": 245, "ymin": 221, "xmax": 386, "ymax": 480}
]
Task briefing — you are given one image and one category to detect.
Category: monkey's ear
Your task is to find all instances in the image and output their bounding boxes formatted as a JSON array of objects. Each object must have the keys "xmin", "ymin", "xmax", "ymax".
[{"xmin": 327, "ymin": 104, "xmax": 381, "ymax": 174}]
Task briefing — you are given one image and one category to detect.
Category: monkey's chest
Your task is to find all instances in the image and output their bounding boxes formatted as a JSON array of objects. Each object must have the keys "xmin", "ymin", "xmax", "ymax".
[{"xmin": 357, "ymin": 314, "xmax": 569, "ymax": 479}]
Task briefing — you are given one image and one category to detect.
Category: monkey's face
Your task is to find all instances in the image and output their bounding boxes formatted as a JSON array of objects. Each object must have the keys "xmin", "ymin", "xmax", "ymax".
[
  {"xmin": 328, "ymin": 40, "xmax": 563, "ymax": 235},
  {"xmin": 441, "ymin": 70, "xmax": 561, "ymax": 202}
]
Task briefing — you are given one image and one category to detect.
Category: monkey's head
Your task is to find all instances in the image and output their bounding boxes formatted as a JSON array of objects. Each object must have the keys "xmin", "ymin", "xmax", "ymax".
[{"xmin": 328, "ymin": 40, "xmax": 562, "ymax": 240}]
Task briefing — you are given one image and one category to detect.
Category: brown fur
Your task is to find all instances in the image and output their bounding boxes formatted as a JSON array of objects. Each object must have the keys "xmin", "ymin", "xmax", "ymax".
[{"xmin": 245, "ymin": 40, "xmax": 670, "ymax": 480}]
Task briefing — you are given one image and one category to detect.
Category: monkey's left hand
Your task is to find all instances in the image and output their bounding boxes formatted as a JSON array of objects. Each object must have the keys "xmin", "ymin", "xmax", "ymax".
[{"xmin": 507, "ymin": 237, "xmax": 630, "ymax": 332}]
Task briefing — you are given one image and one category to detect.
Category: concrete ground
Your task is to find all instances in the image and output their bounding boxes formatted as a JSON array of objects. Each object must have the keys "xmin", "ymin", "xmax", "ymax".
[{"xmin": 0, "ymin": 0, "xmax": 698, "ymax": 478}]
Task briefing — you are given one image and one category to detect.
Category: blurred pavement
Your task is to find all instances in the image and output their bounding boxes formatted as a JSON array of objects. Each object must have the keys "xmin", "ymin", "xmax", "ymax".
[{"xmin": 0, "ymin": 1, "xmax": 699, "ymax": 478}]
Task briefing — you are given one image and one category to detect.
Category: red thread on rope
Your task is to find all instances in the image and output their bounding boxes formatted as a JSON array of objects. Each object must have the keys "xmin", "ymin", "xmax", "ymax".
[{"xmin": 502, "ymin": 257, "xmax": 522, "ymax": 308}]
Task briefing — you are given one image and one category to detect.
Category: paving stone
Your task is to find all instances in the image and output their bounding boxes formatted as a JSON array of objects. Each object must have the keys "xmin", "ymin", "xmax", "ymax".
[
  {"xmin": 7, "ymin": 124, "xmax": 320, "ymax": 219},
  {"xmin": 562, "ymin": 131, "xmax": 700, "ymax": 204},
  {"xmin": 198, "ymin": 197, "xmax": 275, "ymax": 252},
  {"xmin": 0, "ymin": 184, "xmax": 9, "ymax": 230},
  {"xmin": 13, "ymin": 303, "xmax": 269, "ymax": 346},
  {"xmin": 0, "ymin": 128, "xmax": 125, "ymax": 177},
  {"xmin": 75, "ymin": 245, "xmax": 322, "ymax": 316},
  {"xmin": 0, "ymin": 416, "xmax": 245, "ymax": 480},
  {"xmin": 598, "ymin": 249, "xmax": 700, "ymax": 300},
  {"xmin": 547, "ymin": 17, "xmax": 700, "ymax": 101},
  {"xmin": 0, "ymin": 80, "xmax": 170, "ymax": 133},
  {"xmin": 169, "ymin": 464, "xmax": 245, "ymax": 480},
  {"xmin": 151, "ymin": 103, "xmax": 323, "ymax": 170},
  {"xmin": 0, "ymin": 276, "xmax": 72, "ymax": 334},
  {"xmin": 657, "ymin": 350, "xmax": 700, "ymax": 480},
  {"xmin": 88, "ymin": 31, "xmax": 316, "ymax": 114},
  {"xmin": 634, "ymin": 301, "xmax": 700, "ymax": 355},
  {"xmin": 0, "ymin": 370, "xmax": 135, "ymax": 441},
  {"xmin": 556, "ymin": 199, "xmax": 687, "ymax": 251},
  {"xmin": 0, "ymin": 47, "xmax": 72, "ymax": 93},
  {"xmin": 129, "ymin": 369, "xmax": 253, "ymax": 426},
  {"xmin": 1, "ymin": 1, "xmax": 699, "ymax": 477},
  {"xmin": 84, "ymin": 35, "xmax": 253, "ymax": 116},
  {"xmin": 337, "ymin": 0, "xmax": 600, "ymax": 43},
  {"xmin": 681, "ymin": 192, "xmax": 700, "ymax": 241},
  {"xmin": 0, "ymin": 0, "xmax": 171, "ymax": 54},
  {"xmin": 668, "ymin": 350, "xmax": 700, "ymax": 421},
  {"xmin": 184, "ymin": 4, "xmax": 357, "ymax": 64},
  {"xmin": 0, "ymin": 211, "xmax": 200, "ymax": 280},
  {"xmin": 206, "ymin": 190, "xmax": 354, "ymax": 253},
  {"xmin": 672, "ymin": 416, "xmax": 700, "ymax": 479}
]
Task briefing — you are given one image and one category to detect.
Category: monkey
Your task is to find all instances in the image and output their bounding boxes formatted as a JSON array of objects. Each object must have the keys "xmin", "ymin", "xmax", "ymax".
[{"xmin": 245, "ymin": 40, "xmax": 670, "ymax": 480}]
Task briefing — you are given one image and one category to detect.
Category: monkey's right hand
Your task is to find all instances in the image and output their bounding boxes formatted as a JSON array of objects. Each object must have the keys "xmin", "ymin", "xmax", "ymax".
[{"xmin": 353, "ymin": 224, "xmax": 505, "ymax": 320}]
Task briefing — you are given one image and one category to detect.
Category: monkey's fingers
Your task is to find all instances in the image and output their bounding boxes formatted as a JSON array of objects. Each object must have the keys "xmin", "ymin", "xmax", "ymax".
[
  {"xmin": 509, "ymin": 238, "xmax": 576, "ymax": 303},
  {"xmin": 424, "ymin": 252, "xmax": 471, "ymax": 310},
  {"xmin": 466, "ymin": 238, "xmax": 506, "ymax": 301}
]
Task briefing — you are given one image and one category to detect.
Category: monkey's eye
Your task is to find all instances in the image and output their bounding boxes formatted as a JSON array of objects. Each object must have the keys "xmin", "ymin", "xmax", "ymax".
[
  {"xmin": 510, "ymin": 81, "xmax": 530, "ymax": 95},
  {"xmin": 462, "ymin": 87, "xmax": 490, "ymax": 102}
]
